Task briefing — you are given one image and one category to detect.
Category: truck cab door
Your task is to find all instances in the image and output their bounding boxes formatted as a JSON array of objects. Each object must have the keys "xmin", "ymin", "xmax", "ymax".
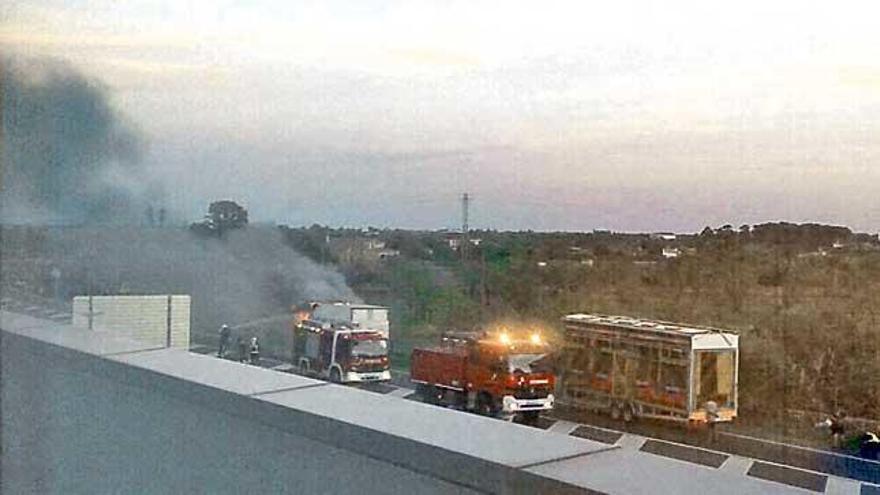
[
  {"xmin": 320, "ymin": 331, "xmax": 333, "ymax": 369},
  {"xmin": 334, "ymin": 335, "xmax": 350, "ymax": 368}
]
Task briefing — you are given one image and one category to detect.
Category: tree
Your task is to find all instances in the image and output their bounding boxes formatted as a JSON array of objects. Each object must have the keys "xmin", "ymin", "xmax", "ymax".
[
  {"xmin": 208, "ymin": 200, "xmax": 248, "ymax": 232},
  {"xmin": 189, "ymin": 200, "xmax": 248, "ymax": 237}
]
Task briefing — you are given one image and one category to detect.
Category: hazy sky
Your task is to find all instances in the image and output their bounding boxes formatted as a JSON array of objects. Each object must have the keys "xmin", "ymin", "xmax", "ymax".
[{"xmin": 3, "ymin": 1, "xmax": 880, "ymax": 231}]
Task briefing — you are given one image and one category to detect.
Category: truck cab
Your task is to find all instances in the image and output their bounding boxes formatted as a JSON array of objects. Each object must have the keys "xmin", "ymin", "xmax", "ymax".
[
  {"xmin": 464, "ymin": 337, "xmax": 556, "ymax": 417},
  {"xmin": 294, "ymin": 320, "xmax": 391, "ymax": 383},
  {"xmin": 411, "ymin": 331, "xmax": 556, "ymax": 422}
]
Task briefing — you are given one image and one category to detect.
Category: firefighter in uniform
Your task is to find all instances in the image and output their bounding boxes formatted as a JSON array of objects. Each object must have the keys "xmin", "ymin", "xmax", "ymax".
[
  {"xmin": 706, "ymin": 401, "xmax": 720, "ymax": 442},
  {"xmin": 816, "ymin": 411, "xmax": 846, "ymax": 448},
  {"xmin": 237, "ymin": 336, "xmax": 247, "ymax": 363},
  {"xmin": 249, "ymin": 337, "xmax": 260, "ymax": 365},
  {"xmin": 218, "ymin": 324, "xmax": 231, "ymax": 358}
]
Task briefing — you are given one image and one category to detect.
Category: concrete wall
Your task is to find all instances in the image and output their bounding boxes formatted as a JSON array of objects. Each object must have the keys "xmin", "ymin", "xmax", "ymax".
[
  {"xmin": 5, "ymin": 312, "xmax": 857, "ymax": 494},
  {"xmin": 0, "ymin": 333, "xmax": 481, "ymax": 494},
  {"xmin": 71, "ymin": 295, "xmax": 190, "ymax": 348},
  {"xmin": 0, "ymin": 314, "xmax": 594, "ymax": 495}
]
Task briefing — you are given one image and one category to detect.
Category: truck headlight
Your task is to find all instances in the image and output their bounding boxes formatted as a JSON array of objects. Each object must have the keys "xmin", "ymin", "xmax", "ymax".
[
  {"xmin": 503, "ymin": 395, "xmax": 518, "ymax": 411},
  {"xmin": 547, "ymin": 394, "xmax": 555, "ymax": 405}
]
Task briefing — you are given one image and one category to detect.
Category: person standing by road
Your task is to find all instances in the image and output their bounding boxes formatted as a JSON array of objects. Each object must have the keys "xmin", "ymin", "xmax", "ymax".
[
  {"xmin": 237, "ymin": 336, "xmax": 247, "ymax": 363},
  {"xmin": 249, "ymin": 337, "xmax": 260, "ymax": 365},
  {"xmin": 706, "ymin": 401, "xmax": 720, "ymax": 443},
  {"xmin": 218, "ymin": 324, "xmax": 231, "ymax": 358},
  {"xmin": 816, "ymin": 411, "xmax": 846, "ymax": 448}
]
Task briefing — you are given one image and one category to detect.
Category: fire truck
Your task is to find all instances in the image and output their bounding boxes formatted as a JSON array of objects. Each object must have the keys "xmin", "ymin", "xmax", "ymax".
[
  {"xmin": 292, "ymin": 302, "xmax": 391, "ymax": 383},
  {"xmin": 410, "ymin": 330, "xmax": 556, "ymax": 422},
  {"xmin": 558, "ymin": 313, "xmax": 739, "ymax": 424}
]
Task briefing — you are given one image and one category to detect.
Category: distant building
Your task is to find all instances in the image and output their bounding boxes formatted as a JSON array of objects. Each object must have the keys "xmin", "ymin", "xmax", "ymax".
[
  {"xmin": 662, "ymin": 247, "xmax": 681, "ymax": 259},
  {"xmin": 651, "ymin": 233, "xmax": 677, "ymax": 241},
  {"xmin": 377, "ymin": 249, "xmax": 400, "ymax": 260},
  {"xmin": 367, "ymin": 239, "xmax": 386, "ymax": 250},
  {"xmin": 332, "ymin": 237, "xmax": 397, "ymax": 264},
  {"xmin": 446, "ymin": 234, "xmax": 481, "ymax": 250}
]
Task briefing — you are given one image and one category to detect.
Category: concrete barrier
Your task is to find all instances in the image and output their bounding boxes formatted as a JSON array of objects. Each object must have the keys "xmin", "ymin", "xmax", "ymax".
[
  {"xmin": 0, "ymin": 312, "xmax": 599, "ymax": 494},
  {"xmin": 4, "ymin": 311, "xmax": 852, "ymax": 494}
]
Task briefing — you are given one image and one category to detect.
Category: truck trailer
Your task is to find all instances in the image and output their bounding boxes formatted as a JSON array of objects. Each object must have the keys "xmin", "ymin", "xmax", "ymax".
[
  {"xmin": 411, "ymin": 331, "xmax": 556, "ymax": 422},
  {"xmin": 559, "ymin": 313, "xmax": 739, "ymax": 424}
]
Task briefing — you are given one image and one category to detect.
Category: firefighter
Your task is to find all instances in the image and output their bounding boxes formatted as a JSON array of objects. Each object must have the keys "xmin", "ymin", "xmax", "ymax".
[
  {"xmin": 237, "ymin": 336, "xmax": 247, "ymax": 363},
  {"xmin": 218, "ymin": 324, "xmax": 231, "ymax": 358},
  {"xmin": 816, "ymin": 411, "xmax": 846, "ymax": 448},
  {"xmin": 249, "ymin": 337, "xmax": 260, "ymax": 365},
  {"xmin": 706, "ymin": 400, "xmax": 720, "ymax": 442}
]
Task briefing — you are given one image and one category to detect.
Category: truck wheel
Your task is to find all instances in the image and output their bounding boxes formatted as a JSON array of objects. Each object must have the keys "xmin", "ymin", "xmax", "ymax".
[
  {"xmin": 415, "ymin": 384, "xmax": 429, "ymax": 400},
  {"xmin": 329, "ymin": 368, "xmax": 342, "ymax": 383},
  {"xmin": 521, "ymin": 411, "xmax": 540, "ymax": 425},
  {"xmin": 623, "ymin": 404, "xmax": 634, "ymax": 423},
  {"xmin": 419, "ymin": 386, "xmax": 441, "ymax": 405},
  {"xmin": 610, "ymin": 403, "xmax": 622, "ymax": 421},
  {"xmin": 477, "ymin": 393, "xmax": 497, "ymax": 417}
]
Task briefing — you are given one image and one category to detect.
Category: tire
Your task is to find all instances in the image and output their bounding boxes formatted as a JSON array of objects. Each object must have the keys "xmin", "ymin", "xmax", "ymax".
[
  {"xmin": 623, "ymin": 404, "xmax": 634, "ymax": 423},
  {"xmin": 417, "ymin": 385, "xmax": 441, "ymax": 405},
  {"xmin": 610, "ymin": 403, "xmax": 622, "ymax": 421},
  {"xmin": 521, "ymin": 411, "xmax": 540, "ymax": 425},
  {"xmin": 477, "ymin": 393, "xmax": 497, "ymax": 417},
  {"xmin": 329, "ymin": 368, "xmax": 342, "ymax": 383},
  {"xmin": 415, "ymin": 384, "xmax": 429, "ymax": 400}
]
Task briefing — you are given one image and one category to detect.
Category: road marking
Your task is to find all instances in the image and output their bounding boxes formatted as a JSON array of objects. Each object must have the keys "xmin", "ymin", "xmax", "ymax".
[
  {"xmin": 721, "ymin": 431, "xmax": 880, "ymax": 464},
  {"xmin": 825, "ymin": 477, "xmax": 861, "ymax": 495},
  {"xmin": 543, "ymin": 415, "xmax": 623, "ymax": 435},
  {"xmin": 617, "ymin": 433, "xmax": 648, "ymax": 450},
  {"xmin": 719, "ymin": 455, "xmax": 753, "ymax": 476},
  {"xmin": 548, "ymin": 420, "xmax": 580, "ymax": 435},
  {"xmin": 388, "ymin": 387, "xmax": 415, "ymax": 398}
]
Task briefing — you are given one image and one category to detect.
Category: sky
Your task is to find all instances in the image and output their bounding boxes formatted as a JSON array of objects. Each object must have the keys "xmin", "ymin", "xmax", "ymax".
[{"xmin": 3, "ymin": 1, "xmax": 880, "ymax": 232}]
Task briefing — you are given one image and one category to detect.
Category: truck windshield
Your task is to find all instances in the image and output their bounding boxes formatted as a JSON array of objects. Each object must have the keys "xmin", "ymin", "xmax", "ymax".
[
  {"xmin": 506, "ymin": 353, "xmax": 546, "ymax": 373},
  {"xmin": 351, "ymin": 339, "xmax": 388, "ymax": 358}
]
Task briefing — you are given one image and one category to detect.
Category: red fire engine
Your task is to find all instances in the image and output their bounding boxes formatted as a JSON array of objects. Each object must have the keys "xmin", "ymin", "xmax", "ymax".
[{"xmin": 410, "ymin": 330, "xmax": 556, "ymax": 422}]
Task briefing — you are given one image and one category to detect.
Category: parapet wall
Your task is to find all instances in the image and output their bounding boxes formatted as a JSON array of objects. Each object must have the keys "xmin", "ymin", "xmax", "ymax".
[{"xmin": 0, "ymin": 312, "xmax": 595, "ymax": 494}]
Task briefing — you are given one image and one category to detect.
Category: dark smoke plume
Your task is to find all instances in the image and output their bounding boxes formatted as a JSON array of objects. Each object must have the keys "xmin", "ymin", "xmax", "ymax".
[{"xmin": 1, "ymin": 57, "xmax": 145, "ymax": 224}]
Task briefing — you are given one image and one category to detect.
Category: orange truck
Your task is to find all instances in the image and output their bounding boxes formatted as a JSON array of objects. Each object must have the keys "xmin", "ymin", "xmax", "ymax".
[{"xmin": 410, "ymin": 331, "xmax": 556, "ymax": 422}]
